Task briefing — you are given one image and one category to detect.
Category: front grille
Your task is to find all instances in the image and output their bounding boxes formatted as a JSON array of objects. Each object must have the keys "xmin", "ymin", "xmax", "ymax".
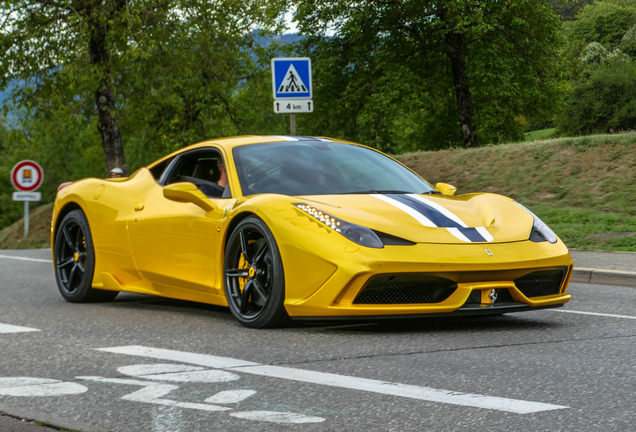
[
  {"xmin": 514, "ymin": 270, "xmax": 564, "ymax": 298},
  {"xmin": 353, "ymin": 274, "xmax": 457, "ymax": 304}
]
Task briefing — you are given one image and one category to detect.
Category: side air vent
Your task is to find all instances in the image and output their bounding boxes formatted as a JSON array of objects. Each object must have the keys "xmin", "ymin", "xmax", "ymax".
[{"xmin": 373, "ymin": 231, "xmax": 416, "ymax": 246}]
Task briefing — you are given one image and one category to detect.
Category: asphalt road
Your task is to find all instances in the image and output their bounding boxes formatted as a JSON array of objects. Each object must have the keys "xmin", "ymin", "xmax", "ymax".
[{"xmin": 1, "ymin": 249, "xmax": 635, "ymax": 432}]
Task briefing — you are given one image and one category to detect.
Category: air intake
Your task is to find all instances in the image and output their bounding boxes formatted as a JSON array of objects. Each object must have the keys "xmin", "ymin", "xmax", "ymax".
[
  {"xmin": 514, "ymin": 270, "xmax": 564, "ymax": 298},
  {"xmin": 353, "ymin": 274, "xmax": 457, "ymax": 304}
]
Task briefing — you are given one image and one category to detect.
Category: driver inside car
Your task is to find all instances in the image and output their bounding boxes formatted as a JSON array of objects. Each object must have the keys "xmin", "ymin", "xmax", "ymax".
[{"xmin": 198, "ymin": 157, "xmax": 228, "ymax": 198}]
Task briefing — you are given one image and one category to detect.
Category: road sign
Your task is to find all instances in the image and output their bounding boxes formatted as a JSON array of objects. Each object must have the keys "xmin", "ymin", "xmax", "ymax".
[
  {"xmin": 271, "ymin": 58, "xmax": 312, "ymax": 100},
  {"xmin": 12, "ymin": 192, "xmax": 41, "ymax": 201},
  {"xmin": 10, "ymin": 160, "xmax": 44, "ymax": 238},
  {"xmin": 11, "ymin": 160, "xmax": 44, "ymax": 192},
  {"xmin": 273, "ymin": 100, "xmax": 314, "ymax": 114}
]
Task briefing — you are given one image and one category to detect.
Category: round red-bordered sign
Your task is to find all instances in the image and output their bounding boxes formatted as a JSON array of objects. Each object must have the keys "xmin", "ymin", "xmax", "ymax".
[{"xmin": 11, "ymin": 161, "xmax": 44, "ymax": 192}]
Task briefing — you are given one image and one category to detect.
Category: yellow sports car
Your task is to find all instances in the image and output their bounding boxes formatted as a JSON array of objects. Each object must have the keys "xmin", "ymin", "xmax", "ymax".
[{"xmin": 52, "ymin": 136, "xmax": 572, "ymax": 328}]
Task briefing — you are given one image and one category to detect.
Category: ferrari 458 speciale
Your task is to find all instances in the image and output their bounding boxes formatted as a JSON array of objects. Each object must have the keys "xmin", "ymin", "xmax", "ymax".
[{"xmin": 52, "ymin": 136, "xmax": 572, "ymax": 327}]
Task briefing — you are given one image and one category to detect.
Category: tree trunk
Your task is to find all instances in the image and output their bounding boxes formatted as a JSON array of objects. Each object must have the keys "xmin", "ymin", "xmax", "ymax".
[
  {"xmin": 444, "ymin": 31, "xmax": 479, "ymax": 148},
  {"xmin": 88, "ymin": 18, "xmax": 127, "ymax": 175}
]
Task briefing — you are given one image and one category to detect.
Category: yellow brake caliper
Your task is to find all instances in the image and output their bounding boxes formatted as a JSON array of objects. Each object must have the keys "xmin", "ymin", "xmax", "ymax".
[{"xmin": 238, "ymin": 253, "xmax": 249, "ymax": 293}]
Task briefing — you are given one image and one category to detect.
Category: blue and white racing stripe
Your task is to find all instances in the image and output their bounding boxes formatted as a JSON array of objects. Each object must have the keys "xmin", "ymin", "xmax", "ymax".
[{"xmin": 373, "ymin": 194, "xmax": 494, "ymax": 243}]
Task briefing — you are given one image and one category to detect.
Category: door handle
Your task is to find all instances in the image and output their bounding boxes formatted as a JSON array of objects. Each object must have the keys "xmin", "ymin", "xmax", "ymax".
[{"xmin": 134, "ymin": 203, "xmax": 145, "ymax": 211}]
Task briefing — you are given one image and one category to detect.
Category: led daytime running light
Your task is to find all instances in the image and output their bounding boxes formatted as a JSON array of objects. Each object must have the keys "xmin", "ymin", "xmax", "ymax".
[{"xmin": 294, "ymin": 204, "xmax": 342, "ymax": 232}]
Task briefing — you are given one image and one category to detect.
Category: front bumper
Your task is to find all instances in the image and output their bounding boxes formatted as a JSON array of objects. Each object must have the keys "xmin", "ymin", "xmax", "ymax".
[{"xmin": 280, "ymin": 238, "xmax": 573, "ymax": 318}]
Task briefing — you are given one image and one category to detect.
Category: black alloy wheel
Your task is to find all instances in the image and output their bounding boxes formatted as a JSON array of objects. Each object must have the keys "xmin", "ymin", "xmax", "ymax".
[
  {"xmin": 224, "ymin": 216, "xmax": 289, "ymax": 328},
  {"xmin": 54, "ymin": 209, "xmax": 118, "ymax": 303}
]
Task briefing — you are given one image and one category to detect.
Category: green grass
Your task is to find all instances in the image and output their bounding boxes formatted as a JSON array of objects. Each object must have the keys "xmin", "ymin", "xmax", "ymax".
[
  {"xmin": 526, "ymin": 202, "xmax": 636, "ymax": 251},
  {"xmin": 525, "ymin": 128, "xmax": 556, "ymax": 141},
  {"xmin": 399, "ymin": 131, "xmax": 636, "ymax": 251}
]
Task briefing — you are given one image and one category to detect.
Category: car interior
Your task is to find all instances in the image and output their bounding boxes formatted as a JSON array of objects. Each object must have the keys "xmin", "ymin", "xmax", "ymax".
[{"xmin": 163, "ymin": 150, "xmax": 231, "ymax": 198}]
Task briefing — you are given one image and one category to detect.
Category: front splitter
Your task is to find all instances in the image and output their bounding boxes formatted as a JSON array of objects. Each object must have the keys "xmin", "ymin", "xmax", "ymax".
[{"xmin": 291, "ymin": 302, "xmax": 564, "ymax": 322}]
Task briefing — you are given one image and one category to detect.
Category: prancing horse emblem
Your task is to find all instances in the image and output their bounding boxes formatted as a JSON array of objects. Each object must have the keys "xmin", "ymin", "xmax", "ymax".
[
  {"xmin": 484, "ymin": 248, "xmax": 494, "ymax": 256},
  {"xmin": 488, "ymin": 289, "xmax": 497, "ymax": 305}
]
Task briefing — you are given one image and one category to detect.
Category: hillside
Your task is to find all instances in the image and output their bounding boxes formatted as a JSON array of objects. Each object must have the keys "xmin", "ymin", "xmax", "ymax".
[
  {"xmin": 0, "ymin": 203, "xmax": 53, "ymax": 250},
  {"xmin": 398, "ymin": 132, "xmax": 636, "ymax": 251},
  {"xmin": 2, "ymin": 132, "xmax": 635, "ymax": 251}
]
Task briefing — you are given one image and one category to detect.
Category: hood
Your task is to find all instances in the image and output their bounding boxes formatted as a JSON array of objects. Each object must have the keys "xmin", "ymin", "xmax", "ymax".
[{"xmin": 296, "ymin": 193, "xmax": 534, "ymax": 244}]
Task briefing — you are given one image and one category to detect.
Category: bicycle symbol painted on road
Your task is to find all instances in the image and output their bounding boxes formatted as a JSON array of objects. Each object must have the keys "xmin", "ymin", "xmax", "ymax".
[{"xmin": 0, "ymin": 362, "xmax": 325, "ymax": 425}]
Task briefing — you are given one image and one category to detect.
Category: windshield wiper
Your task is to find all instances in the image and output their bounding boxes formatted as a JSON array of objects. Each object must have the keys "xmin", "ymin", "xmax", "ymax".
[{"xmin": 341, "ymin": 190, "xmax": 440, "ymax": 195}]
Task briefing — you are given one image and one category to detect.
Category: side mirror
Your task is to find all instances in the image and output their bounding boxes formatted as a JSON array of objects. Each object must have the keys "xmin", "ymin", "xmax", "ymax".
[
  {"xmin": 435, "ymin": 182, "xmax": 457, "ymax": 196},
  {"xmin": 163, "ymin": 182, "xmax": 215, "ymax": 212}
]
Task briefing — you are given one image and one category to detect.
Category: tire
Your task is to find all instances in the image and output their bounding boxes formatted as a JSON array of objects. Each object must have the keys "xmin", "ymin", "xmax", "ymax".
[
  {"xmin": 224, "ymin": 216, "xmax": 289, "ymax": 328},
  {"xmin": 54, "ymin": 209, "xmax": 118, "ymax": 303}
]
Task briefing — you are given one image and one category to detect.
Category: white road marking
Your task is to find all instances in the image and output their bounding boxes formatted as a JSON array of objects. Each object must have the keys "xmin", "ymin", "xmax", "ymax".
[
  {"xmin": 117, "ymin": 363, "xmax": 240, "ymax": 383},
  {"xmin": 97, "ymin": 345, "xmax": 568, "ymax": 414},
  {"xmin": 230, "ymin": 411, "xmax": 325, "ymax": 424},
  {"xmin": 0, "ymin": 254, "xmax": 50, "ymax": 263},
  {"xmin": 77, "ymin": 376, "xmax": 230, "ymax": 412},
  {"xmin": 205, "ymin": 390, "xmax": 257, "ymax": 404},
  {"xmin": 550, "ymin": 309, "xmax": 636, "ymax": 320},
  {"xmin": 142, "ymin": 371, "xmax": 240, "ymax": 383},
  {"xmin": 0, "ymin": 323, "xmax": 41, "ymax": 333},
  {"xmin": 0, "ymin": 377, "xmax": 87, "ymax": 397},
  {"xmin": 99, "ymin": 346, "xmax": 257, "ymax": 368},
  {"xmin": 118, "ymin": 364, "xmax": 204, "ymax": 376},
  {"xmin": 79, "ymin": 375, "xmax": 325, "ymax": 423}
]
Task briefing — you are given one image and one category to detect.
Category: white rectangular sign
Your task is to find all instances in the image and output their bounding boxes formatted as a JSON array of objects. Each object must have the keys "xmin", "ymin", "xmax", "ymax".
[
  {"xmin": 13, "ymin": 192, "xmax": 41, "ymax": 201},
  {"xmin": 273, "ymin": 100, "xmax": 314, "ymax": 114}
]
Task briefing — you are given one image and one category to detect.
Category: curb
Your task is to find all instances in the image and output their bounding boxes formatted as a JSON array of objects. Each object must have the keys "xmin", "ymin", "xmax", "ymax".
[
  {"xmin": 0, "ymin": 403, "xmax": 104, "ymax": 432},
  {"xmin": 571, "ymin": 268, "xmax": 636, "ymax": 287}
]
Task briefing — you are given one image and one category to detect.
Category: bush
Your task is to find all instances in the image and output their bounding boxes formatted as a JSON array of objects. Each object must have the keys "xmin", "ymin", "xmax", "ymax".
[{"xmin": 557, "ymin": 58, "xmax": 636, "ymax": 135}]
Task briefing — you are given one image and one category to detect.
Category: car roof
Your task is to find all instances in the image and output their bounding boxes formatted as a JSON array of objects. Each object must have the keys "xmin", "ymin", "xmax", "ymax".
[{"xmin": 146, "ymin": 135, "xmax": 357, "ymax": 169}]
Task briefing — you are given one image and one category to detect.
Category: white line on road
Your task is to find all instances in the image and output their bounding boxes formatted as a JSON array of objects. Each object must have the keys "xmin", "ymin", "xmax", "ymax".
[
  {"xmin": 550, "ymin": 309, "xmax": 636, "ymax": 320},
  {"xmin": 97, "ymin": 345, "xmax": 568, "ymax": 414},
  {"xmin": 0, "ymin": 254, "xmax": 50, "ymax": 263},
  {"xmin": 0, "ymin": 323, "xmax": 41, "ymax": 333},
  {"xmin": 77, "ymin": 376, "xmax": 230, "ymax": 412}
]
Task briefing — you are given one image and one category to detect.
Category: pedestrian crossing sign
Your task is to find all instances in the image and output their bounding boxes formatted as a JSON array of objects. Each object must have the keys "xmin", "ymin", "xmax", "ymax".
[{"xmin": 271, "ymin": 58, "xmax": 312, "ymax": 100}]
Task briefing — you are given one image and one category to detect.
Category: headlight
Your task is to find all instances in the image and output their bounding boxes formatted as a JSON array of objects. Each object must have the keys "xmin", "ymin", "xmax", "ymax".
[
  {"xmin": 515, "ymin": 202, "xmax": 557, "ymax": 244},
  {"xmin": 294, "ymin": 203, "xmax": 384, "ymax": 248}
]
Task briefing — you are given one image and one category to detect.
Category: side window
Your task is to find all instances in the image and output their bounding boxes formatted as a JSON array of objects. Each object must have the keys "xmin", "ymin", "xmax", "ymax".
[
  {"xmin": 163, "ymin": 149, "xmax": 231, "ymax": 198},
  {"xmin": 149, "ymin": 157, "xmax": 174, "ymax": 181}
]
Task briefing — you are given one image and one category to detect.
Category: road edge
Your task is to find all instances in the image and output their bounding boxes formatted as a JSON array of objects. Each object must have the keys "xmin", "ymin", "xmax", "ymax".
[
  {"xmin": 0, "ymin": 402, "xmax": 104, "ymax": 432},
  {"xmin": 571, "ymin": 268, "xmax": 636, "ymax": 287}
]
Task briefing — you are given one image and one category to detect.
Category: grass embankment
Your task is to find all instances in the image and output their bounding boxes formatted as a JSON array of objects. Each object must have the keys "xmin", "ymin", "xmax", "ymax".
[
  {"xmin": 0, "ymin": 203, "xmax": 53, "ymax": 249},
  {"xmin": 399, "ymin": 132, "xmax": 636, "ymax": 251},
  {"xmin": 2, "ymin": 133, "xmax": 635, "ymax": 251},
  {"xmin": 524, "ymin": 128, "xmax": 556, "ymax": 141}
]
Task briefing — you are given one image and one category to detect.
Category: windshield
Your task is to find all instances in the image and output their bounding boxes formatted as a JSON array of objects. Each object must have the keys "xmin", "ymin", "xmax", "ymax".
[{"xmin": 233, "ymin": 141, "xmax": 435, "ymax": 196}]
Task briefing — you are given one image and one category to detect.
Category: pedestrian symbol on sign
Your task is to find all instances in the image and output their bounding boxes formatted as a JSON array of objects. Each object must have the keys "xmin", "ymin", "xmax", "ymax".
[
  {"xmin": 271, "ymin": 58, "xmax": 312, "ymax": 100},
  {"xmin": 278, "ymin": 65, "xmax": 308, "ymax": 94}
]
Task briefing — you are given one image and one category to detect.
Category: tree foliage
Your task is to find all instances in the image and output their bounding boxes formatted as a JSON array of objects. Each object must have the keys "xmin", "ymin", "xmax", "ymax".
[
  {"xmin": 0, "ymin": 0, "xmax": 287, "ymax": 173},
  {"xmin": 557, "ymin": 58, "xmax": 636, "ymax": 134},
  {"xmin": 292, "ymin": 0, "xmax": 567, "ymax": 151},
  {"xmin": 557, "ymin": 1, "xmax": 636, "ymax": 134}
]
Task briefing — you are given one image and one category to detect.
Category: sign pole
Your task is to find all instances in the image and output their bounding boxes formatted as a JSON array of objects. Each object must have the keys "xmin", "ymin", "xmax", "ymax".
[
  {"xmin": 290, "ymin": 113, "xmax": 296, "ymax": 136},
  {"xmin": 24, "ymin": 201, "xmax": 29, "ymax": 238}
]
